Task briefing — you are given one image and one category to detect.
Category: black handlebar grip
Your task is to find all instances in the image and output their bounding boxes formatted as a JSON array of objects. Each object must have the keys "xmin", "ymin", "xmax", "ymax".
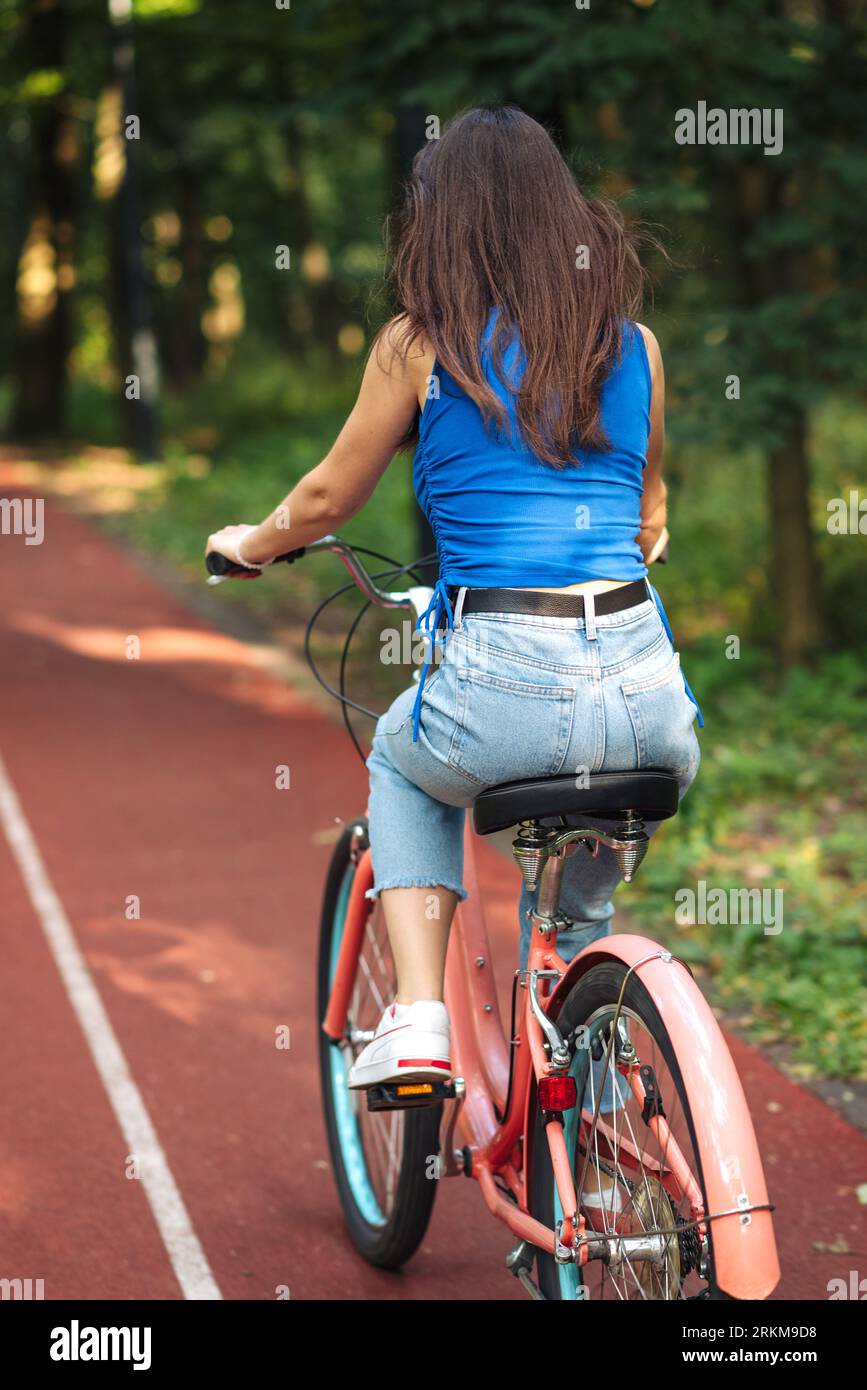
[
  {"xmin": 206, "ymin": 551, "xmax": 239, "ymax": 576},
  {"xmin": 206, "ymin": 547, "xmax": 306, "ymax": 577}
]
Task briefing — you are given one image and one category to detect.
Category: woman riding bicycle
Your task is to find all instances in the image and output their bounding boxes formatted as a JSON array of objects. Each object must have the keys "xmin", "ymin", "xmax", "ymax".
[{"xmin": 206, "ymin": 106, "xmax": 701, "ymax": 1101}]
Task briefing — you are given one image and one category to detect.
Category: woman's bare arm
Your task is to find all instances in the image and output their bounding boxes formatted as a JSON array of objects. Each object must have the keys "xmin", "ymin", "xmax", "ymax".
[
  {"xmin": 636, "ymin": 323, "xmax": 668, "ymax": 564},
  {"xmin": 206, "ymin": 319, "xmax": 421, "ymax": 567}
]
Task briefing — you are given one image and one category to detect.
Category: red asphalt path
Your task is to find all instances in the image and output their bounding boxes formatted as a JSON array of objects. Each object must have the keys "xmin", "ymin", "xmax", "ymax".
[{"xmin": 0, "ymin": 483, "xmax": 864, "ymax": 1300}]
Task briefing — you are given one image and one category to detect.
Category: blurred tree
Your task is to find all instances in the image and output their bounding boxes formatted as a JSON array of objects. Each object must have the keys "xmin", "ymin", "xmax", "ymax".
[
  {"xmin": 105, "ymin": 0, "xmax": 159, "ymax": 458},
  {"xmin": 8, "ymin": 0, "xmax": 77, "ymax": 439}
]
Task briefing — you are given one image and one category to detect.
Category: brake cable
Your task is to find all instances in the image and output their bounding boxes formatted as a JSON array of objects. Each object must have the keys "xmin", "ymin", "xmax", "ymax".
[{"xmin": 303, "ymin": 547, "xmax": 436, "ymax": 766}]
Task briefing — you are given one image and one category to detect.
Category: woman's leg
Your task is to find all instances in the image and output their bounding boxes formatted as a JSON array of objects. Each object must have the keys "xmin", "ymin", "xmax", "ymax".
[
  {"xmin": 380, "ymin": 887, "xmax": 459, "ymax": 1003},
  {"xmin": 366, "ymin": 689, "xmax": 474, "ymax": 1004}
]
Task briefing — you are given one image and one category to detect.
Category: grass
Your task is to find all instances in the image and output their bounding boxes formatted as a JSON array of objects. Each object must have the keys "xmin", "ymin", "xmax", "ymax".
[{"xmin": 57, "ymin": 365, "xmax": 867, "ymax": 1079}]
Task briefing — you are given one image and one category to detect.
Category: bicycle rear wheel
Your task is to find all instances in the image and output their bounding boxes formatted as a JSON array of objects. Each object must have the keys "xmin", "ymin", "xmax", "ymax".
[
  {"xmin": 317, "ymin": 820, "xmax": 441, "ymax": 1269},
  {"xmin": 531, "ymin": 962, "xmax": 726, "ymax": 1301}
]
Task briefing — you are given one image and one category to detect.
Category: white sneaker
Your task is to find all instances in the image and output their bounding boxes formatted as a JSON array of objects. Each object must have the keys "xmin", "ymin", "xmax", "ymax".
[{"xmin": 347, "ymin": 1000, "xmax": 451, "ymax": 1089}]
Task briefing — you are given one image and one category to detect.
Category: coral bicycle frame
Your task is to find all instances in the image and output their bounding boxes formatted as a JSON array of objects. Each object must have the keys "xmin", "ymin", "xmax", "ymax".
[
  {"xmin": 208, "ymin": 533, "xmax": 779, "ymax": 1299},
  {"xmin": 322, "ymin": 816, "xmax": 780, "ymax": 1300}
]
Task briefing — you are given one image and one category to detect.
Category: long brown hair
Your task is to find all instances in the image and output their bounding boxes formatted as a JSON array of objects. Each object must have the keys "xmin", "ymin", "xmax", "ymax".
[{"xmin": 383, "ymin": 106, "xmax": 650, "ymax": 468}]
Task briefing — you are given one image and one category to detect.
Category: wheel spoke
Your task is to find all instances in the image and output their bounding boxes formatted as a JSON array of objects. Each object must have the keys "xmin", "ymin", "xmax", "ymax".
[
  {"xmin": 357, "ymin": 949, "xmax": 388, "ymax": 1017},
  {"xmin": 573, "ymin": 1004, "xmax": 705, "ymax": 1301}
]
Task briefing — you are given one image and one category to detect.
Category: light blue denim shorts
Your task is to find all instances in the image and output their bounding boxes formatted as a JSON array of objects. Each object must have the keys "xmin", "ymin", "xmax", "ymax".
[{"xmin": 366, "ymin": 592, "xmax": 701, "ymax": 968}]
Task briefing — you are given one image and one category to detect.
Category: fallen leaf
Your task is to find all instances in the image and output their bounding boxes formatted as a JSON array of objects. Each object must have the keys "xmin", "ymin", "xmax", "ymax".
[{"xmin": 812, "ymin": 1237, "xmax": 850, "ymax": 1254}]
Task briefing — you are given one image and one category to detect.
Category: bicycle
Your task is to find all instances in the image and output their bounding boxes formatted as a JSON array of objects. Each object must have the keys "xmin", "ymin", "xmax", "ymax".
[{"xmin": 207, "ymin": 536, "xmax": 780, "ymax": 1301}]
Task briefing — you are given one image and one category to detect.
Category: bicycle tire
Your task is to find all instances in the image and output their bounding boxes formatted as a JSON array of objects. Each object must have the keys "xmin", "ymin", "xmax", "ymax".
[
  {"xmin": 530, "ymin": 961, "xmax": 731, "ymax": 1301},
  {"xmin": 317, "ymin": 821, "xmax": 441, "ymax": 1269}
]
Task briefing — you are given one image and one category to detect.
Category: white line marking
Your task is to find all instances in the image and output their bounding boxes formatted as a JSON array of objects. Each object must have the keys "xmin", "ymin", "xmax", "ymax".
[{"xmin": 0, "ymin": 750, "xmax": 222, "ymax": 1300}]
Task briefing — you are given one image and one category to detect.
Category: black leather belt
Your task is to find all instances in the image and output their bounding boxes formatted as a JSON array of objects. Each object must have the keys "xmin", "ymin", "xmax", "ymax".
[{"xmin": 447, "ymin": 579, "xmax": 650, "ymax": 621}]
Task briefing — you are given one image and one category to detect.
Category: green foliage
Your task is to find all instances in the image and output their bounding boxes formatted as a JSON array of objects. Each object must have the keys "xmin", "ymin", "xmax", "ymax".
[
  {"xmin": 102, "ymin": 353, "xmax": 416, "ymax": 623},
  {"xmin": 632, "ymin": 647, "xmax": 867, "ymax": 1079}
]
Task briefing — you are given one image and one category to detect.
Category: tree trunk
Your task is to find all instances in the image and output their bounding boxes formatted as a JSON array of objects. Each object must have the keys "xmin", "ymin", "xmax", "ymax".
[
  {"xmin": 726, "ymin": 163, "xmax": 824, "ymax": 667},
  {"xmin": 163, "ymin": 166, "xmax": 208, "ymax": 389},
  {"xmin": 268, "ymin": 56, "xmax": 345, "ymax": 357},
  {"xmin": 10, "ymin": 0, "xmax": 76, "ymax": 441},
  {"xmin": 107, "ymin": 5, "xmax": 160, "ymax": 459},
  {"xmin": 767, "ymin": 410, "xmax": 823, "ymax": 666}
]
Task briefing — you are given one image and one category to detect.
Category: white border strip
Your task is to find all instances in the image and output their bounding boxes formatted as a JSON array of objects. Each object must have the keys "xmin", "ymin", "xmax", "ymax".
[{"xmin": 0, "ymin": 751, "xmax": 222, "ymax": 1300}]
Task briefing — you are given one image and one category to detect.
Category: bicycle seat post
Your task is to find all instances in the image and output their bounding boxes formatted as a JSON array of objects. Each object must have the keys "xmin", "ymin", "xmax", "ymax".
[
  {"xmin": 513, "ymin": 822, "xmax": 575, "ymax": 940},
  {"xmin": 534, "ymin": 841, "xmax": 573, "ymax": 937},
  {"xmin": 513, "ymin": 812, "xmax": 652, "ymax": 941}
]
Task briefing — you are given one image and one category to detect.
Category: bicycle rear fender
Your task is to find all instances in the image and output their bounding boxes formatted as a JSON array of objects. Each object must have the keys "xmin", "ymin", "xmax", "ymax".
[{"xmin": 547, "ymin": 933, "xmax": 780, "ymax": 1301}]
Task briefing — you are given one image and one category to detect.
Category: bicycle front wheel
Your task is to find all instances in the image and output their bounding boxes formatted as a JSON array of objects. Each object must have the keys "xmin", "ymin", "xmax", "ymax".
[
  {"xmin": 531, "ymin": 961, "xmax": 727, "ymax": 1301},
  {"xmin": 317, "ymin": 820, "xmax": 441, "ymax": 1270}
]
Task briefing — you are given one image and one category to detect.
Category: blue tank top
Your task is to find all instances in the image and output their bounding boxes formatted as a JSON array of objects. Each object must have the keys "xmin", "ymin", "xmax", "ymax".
[
  {"xmin": 408, "ymin": 312, "xmax": 703, "ymax": 741},
  {"xmin": 413, "ymin": 312, "xmax": 651, "ymax": 587}
]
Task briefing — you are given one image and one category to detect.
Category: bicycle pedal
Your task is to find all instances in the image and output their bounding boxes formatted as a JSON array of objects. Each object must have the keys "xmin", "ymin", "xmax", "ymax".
[{"xmin": 366, "ymin": 1080, "xmax": 455, "ymax": 1112}]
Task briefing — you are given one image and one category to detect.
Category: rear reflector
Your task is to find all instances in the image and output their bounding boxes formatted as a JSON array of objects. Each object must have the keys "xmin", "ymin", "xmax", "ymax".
[{"xmin": 538, "ymin": 1075, "xmax": 577, "ymax": 1111}]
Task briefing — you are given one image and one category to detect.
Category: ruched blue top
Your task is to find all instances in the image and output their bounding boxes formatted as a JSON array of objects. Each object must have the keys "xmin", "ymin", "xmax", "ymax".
[
  {"xmin": 407, "ymin": 312, "xmax": 704, "ymax": 742},
  {"xmin": 413, "ymin": 313, "xmax": 652, "ymax": 587}
]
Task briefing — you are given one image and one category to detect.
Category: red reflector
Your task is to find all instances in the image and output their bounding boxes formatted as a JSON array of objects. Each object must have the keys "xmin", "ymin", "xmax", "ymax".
[{"xmin": 539, "ymin": 1075, "xmax": 577, "ymax": 1111}]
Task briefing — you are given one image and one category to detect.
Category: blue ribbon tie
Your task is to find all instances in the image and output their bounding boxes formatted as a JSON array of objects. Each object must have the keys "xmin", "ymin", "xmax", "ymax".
[{"xmin": 411, "ymin": 580, "xmax": 455, "ymax": 742}]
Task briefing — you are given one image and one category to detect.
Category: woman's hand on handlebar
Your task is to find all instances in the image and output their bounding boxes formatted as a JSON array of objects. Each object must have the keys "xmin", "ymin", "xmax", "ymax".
[{"xmin": 205, "ymin": 523, "xmax": 266, "ymax": 578}]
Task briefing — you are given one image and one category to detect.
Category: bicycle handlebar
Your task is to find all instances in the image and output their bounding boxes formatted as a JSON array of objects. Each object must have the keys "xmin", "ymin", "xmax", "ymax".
[{"xmin": 206, "ymin": 534, "xmax": 431, "ymax": 614}]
